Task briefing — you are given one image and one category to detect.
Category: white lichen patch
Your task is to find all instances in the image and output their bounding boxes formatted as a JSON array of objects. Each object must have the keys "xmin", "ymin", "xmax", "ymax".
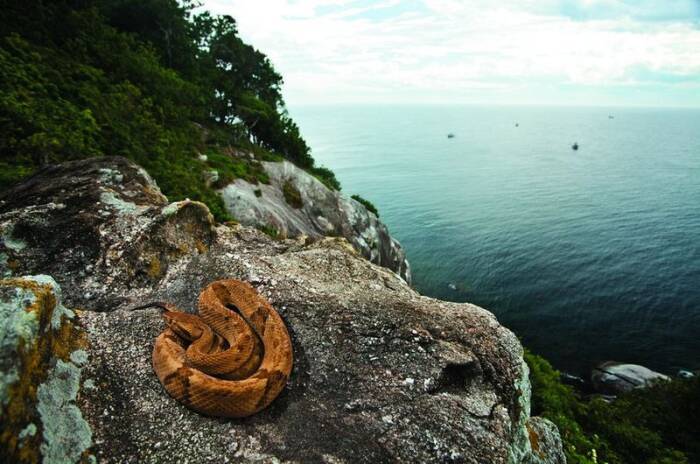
[
  {"xmin": 161, "ymin": 202, "xmax": 182, "ymax": 216},
  {"xmin": 1, "ymin": 225, "xmax": 27, "ymax": 252},
  {"xmin": 70, "ymin": 349, "xmax": 89, "ymax": 366},
  {"xmin": 83, "ymin": 378, "xmax": 97, "ymax": 391},
  {"xmin": 508, "ymin": 360, "xmax": 535, "ymax": 464},
  {"xmin": 98, "ymin": 168, "xmax": 124, "ymax": 185},
  {"xmin": 136, "ymin": 166, "xmax": 157, "ymax": 187},
  {"xmin": 25, "ymin": 275, "xmax": 75, "ymax": 329},
  {"xmin": 99, "ymin": 191, "xmax": 138, "ymax": 215},
  {"xmin": 0, "ymin": 253, "xmax": 11, "ymax": 278},
  {"xmin": 37, "ymin": 359, "xmax": 92, "ymax": 463},
  {"xmin": 0, "ymin": 285, "xmax": 39, "ymax": 410},
  {"xmin": 19, "ymin": 422, "xmax": 37, "ymax": 441},
  {"xmin": 0, "ymin": 370, "xmax": 19, "ymax": 410}
]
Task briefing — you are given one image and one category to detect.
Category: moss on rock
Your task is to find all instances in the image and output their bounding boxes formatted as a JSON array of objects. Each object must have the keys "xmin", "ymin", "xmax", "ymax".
[
  {"xmin": 0, "ymin": 275, "xmax": 91, "ymax": 464},
  {"xmin": 282, "ymin": 179, "xmax": 303, "ymax": 209}
]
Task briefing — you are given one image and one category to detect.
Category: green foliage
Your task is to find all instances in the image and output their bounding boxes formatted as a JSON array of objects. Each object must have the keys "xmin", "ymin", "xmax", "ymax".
[
  {"xmin": 257, "ymin": 224, "xmax": 280, "ymax": 239},
  {"xmin": 310, "ymin": 166, "xmax": 341, "ymax": 191},
  {"xmin": 0, "ymin": 0, "xmax": 338, "ymax": 221},
  {"xmin": 351, "ymin": 194, "xmax": 379, "ymax": 217},
  {"xmin": 282, "ymin": 180, "xmax": 303, "ymax": 209},
  {"xmin": 526, "ymin": 350, "xmax": 600, "ymax": 463},
  {"xmin": 525, "ymin": 350, "xmax": 698, "ymax": 464},
  {"xmin": 205, "ymin": 150, "xmax": 269, "ymax": 188}
]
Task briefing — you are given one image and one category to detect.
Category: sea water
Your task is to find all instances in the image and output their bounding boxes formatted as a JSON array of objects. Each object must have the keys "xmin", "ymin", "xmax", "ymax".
[{"xmin": 291, "ymin": 104, "xmax": 700, "ymax": 376}]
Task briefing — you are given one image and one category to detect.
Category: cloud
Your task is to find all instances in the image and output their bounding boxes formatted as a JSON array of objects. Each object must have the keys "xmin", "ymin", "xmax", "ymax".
[
  {"xmin": 201, "ymin": 0, "xmax": 700, "ymax": 106},
  {"xmin": 558, "ymin": 0, "xmax": 700, "ymax": 22}
]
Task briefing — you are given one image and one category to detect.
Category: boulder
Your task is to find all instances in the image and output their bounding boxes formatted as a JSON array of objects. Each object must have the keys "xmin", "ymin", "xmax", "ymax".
[
  {"xmin": 0, "ymin": 157, "xmax": 563, "ymax": 463},
  {"xmin": 524, "ymin": 417, "xmax": 566, "ymax": 464},
  {"xmin": 220, "ymin": 160, "xmax": 411, "ymax": 283},
  {"xmin": 0, "ymin": 275, "xmax": 92, "ymax": 463},
  {"xmin": 591, "ymin": 361, "xmax": 670, "ymax": 395}
]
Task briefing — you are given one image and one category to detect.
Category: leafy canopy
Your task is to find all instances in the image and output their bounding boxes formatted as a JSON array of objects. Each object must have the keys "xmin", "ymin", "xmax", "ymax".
[{"xmin": 0, "ymin": 0, "xmax": 339, "ymax": 221}]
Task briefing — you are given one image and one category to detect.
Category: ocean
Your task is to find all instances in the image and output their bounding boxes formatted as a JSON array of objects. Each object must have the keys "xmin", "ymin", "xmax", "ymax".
[{"xmin": 290, "ymin": 104, "xmax": 700, "ymax": 376}]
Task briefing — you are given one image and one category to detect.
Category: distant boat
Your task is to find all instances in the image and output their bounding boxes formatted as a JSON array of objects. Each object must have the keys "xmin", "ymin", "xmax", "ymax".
[
  {"xmin": 608, "ymin": 115, "xmax": 614, "ymax": 119},
  {"xmin": 572, "ymin": 142, "xmax": 579, "ymax": 150},
  {"xmin": 515, "ymin": 123, "xmax": 519, "ymax": 127},
  {"xmin": 447, "ymin": 133, "xmax": 455, "ymax": 139}
]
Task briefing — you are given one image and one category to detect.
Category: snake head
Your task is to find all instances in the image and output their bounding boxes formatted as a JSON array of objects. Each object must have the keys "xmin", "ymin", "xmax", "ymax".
[{"xmin": 162, "ymin": 310, "xmax": 205, "ymax": 342}]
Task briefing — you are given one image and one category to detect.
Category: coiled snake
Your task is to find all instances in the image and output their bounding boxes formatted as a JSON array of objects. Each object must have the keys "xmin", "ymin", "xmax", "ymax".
[{"xmin": 133, "ymin": 280, "xmax": 293, "ymax": 418}]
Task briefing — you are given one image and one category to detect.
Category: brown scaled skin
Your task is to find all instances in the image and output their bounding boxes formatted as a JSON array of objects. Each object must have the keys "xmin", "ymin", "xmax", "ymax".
[{"xmin": 138, "ymin": 280, "xmax": 293, "ymax": 418}]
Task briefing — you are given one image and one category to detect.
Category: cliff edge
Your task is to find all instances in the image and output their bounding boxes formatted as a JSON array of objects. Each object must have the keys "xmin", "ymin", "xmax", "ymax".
[
  {"xmin": 220, "ymin": 159, "xmax": 411, "ymax": 283},
  {"xmin": 0, "ymin": 157, "xmax": 563, "ymax": 463}
]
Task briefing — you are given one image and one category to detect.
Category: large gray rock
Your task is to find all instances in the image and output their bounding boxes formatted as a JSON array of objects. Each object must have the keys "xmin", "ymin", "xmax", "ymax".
[
  {"xmin": 591, "ymin": 361, "xmax": 670, "ymax": 395},
  {"xmin": 221, "ymin": 160, "xmax": 411, "ymax": 283},
  {"xmin": 0, "ymin": 157, "xmax": 563, "ymax": 463}
]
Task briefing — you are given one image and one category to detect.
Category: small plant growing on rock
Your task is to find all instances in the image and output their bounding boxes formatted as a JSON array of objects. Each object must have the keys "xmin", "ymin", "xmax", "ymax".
[
  {"xmin": 282, "ymin": 180, "xmax": 303, "ymax": 209},
  {"xmin": 351, "ymin": 194, "xmax": 379, "ymax": 217},
  {"xmin": 257, "ymin": 225, "xmax": 280, "ymax": 239}
]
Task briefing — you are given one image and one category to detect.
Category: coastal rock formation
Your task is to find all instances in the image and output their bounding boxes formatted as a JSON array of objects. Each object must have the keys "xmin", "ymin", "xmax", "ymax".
[
  {"xmin": 220, "ymin": 160, "xmax": 411, "ymax": 283},
  {"xmin": 591, "ymin": 361, "xmax": 670, "ymax": 395},
  {"xmin": 0, "ymin": 157, "xmax": 563, "ymax": 463},
  {"xmin": 0, "ymin": 275, "xmax": 92, "ymax": 463}
]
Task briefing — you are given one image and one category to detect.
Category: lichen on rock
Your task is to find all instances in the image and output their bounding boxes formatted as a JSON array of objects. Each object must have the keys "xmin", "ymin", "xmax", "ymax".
[
  {"xmin": 37, "ymin": 360, "xmax": 92, "ymax": 464},
  {"xmin": 0, "ymin": 157, "xmax": 564, "ymax": 463},
  {"xmin": 0, "ymin": 275, "xmax": 91, "ymax": 464}
]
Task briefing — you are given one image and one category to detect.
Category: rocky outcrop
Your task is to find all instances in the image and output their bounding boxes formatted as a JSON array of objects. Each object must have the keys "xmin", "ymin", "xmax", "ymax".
[
  {"xmin": 0, "ymin": 157, "xmax": 563, "ymax": 463},
  {"xmin": 524, "ymin": 417, "xmax": 566, "ymax": 464},
  {"xmin": 220, "ymin": 160, "xmax": 411, "ymax": 283},
  {"xmin": 0, "ymin": 275, "xmax": 92, "ymax": 463},
  {"xmin": 591, "ymin": 361, "xmax": 670, "ymax": 395}
]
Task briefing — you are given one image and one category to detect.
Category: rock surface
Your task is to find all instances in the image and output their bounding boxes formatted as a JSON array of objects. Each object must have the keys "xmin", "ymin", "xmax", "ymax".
[
  {"xmin": 524, "ymin": 417, "xmax": 566, "ymax": 464},
  {"xmin": 0, "ymin": 275, "xmax": 92, "ymax": 463},
  {"xmin": 220, "ymin": 160, "xmax": 411, "ymax": 283},
  {"xmin": 0, "ymin": 157, "xmax": 563, "ymax": 463},
  {"xmin": 591, "ymin": 361, "xmax": 670, "ymax": 395}
]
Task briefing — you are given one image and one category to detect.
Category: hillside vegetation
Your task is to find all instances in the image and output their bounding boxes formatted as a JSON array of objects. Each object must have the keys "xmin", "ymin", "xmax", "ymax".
[
  {"xmin": 0, "ymin": 0, "xmax": 339, "ymax": 220},
  {"xmin": 526, "ymin": 351, "xmax": 700, "ymax": 464}
]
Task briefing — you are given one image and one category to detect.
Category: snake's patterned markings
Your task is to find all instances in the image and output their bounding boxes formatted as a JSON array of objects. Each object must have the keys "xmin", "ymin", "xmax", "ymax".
[{"xmin": 133, "ymin": 280, "xmax": 293, "ymax": 418}]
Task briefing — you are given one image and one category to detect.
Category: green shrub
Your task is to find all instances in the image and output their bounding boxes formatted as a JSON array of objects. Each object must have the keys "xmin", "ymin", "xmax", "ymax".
[
  {"xmin": 0, "ymin": 0, "xmax": 339, "ymax": 223},
  {"xmin": 282, "ymin": 180, "xmax": 303, "ymax": 209},
  {"xmin": 205, "ymin": 150, "xmax": 268, "ymax": 188},
  {"xmin": 310, "ymin": 165, "xmax": 341, "ymax": 191},
  {"xmin": 351, "ymin": 194, "xmax": 379, "ymax": 217},
  {"xmin": 257, "ymin": 224, "xmax": 279, "ymax": 239},
  {"xmin": 525, "ymin": 350, "xmax": 697, "ymax": 464}
]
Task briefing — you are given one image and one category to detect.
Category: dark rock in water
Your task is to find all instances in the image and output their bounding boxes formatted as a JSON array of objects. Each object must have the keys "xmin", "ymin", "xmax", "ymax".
[
  {"xmin": 447, "ymin": 133, "xmax": 455, "ymax": 138},
  {"xmin": 591, "ymin": 361, "xmax": 669, "ymax": 395},
  {"xmin": 571, "ymin": 143, "xmax": 579, "ymax": 151},
  {"xmin": 0, "ymin": 157, "xmax": 564, "ymax": 463}
]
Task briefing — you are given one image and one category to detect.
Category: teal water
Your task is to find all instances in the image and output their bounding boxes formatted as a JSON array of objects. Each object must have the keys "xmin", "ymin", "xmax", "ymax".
[{"xmin": 291, "ymin": 104, "xmax": 700, "ymax": 376}]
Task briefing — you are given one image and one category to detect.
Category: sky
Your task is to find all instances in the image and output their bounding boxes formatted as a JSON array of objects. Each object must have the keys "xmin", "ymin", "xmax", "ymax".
[{"xmin": 201, "ymin": 0, "xmax": 700, "ymax": 107}]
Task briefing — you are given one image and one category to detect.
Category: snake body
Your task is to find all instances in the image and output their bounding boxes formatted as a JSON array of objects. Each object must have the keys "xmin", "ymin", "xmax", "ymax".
[{"xmin": 147, "ymin": 280, "xmax": 293, "ymax": 418}]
